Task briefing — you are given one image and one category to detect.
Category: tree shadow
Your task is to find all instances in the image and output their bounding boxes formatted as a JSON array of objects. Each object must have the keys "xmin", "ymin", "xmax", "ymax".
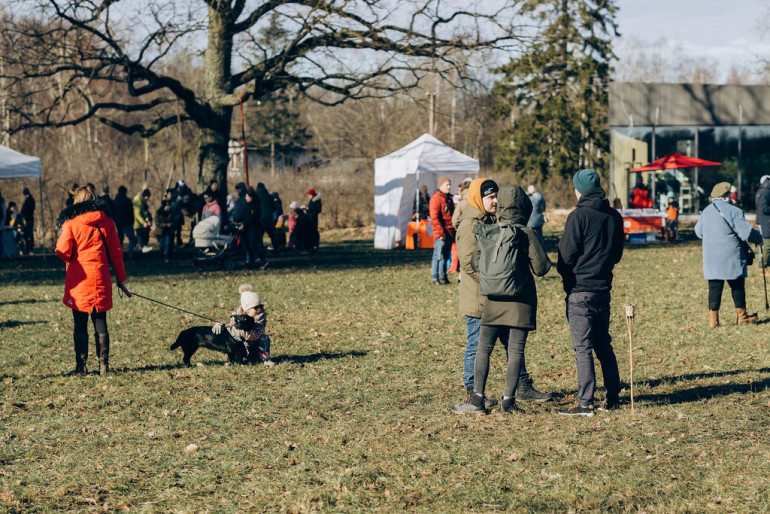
[
  {"xmin": 273, "ymin": 350, "xmax": 368, "ymax": 365},
  {"xmin": 0, "ymin": 320, "xmax": 46, "ymax": 329},
  {"xmin": 637, "ymin": 367, "xmax": 770, "ymax": 389},
  {"xmin": 635, "ymin": 377, "xmax": 770, "ymax": 406},
  {"xmin": 0, "ymin": 299, "xmax": 57, "ymax": 306}
]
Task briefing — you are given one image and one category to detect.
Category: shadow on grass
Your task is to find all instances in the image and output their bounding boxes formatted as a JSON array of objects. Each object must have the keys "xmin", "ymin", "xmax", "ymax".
[
  {"xmin": 0, "ymin": 320, "xmax": 46, "ymax": 329},
  {"xmin": 273, "ymin": 350, "xmax": 368, "ymax": 365},
  {"xmin": 0, "ymin": 240, "xmax": 434, "ymax": 285},
  {"xmin": 0, "ymin": 299, "xmax": 58, "ymax": 306},
  {"xmin": 637, "ymin": 367, "xmax": 770, "ymax": 389},
  {"xmin": 637, "ymin": 377, "xmax": 770, "ymax": 406}
]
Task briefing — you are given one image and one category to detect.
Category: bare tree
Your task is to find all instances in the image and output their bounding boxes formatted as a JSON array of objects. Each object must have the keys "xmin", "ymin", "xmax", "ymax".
[{"xmin": 2, "ymin": 0, "xmax": 525, "ymax": 191}]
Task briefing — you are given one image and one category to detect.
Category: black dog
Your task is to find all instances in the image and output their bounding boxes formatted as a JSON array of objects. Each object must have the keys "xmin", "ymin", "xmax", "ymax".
[{"xmin": 170, "ymin": 314, "xmax": 255, "ymax": 366}]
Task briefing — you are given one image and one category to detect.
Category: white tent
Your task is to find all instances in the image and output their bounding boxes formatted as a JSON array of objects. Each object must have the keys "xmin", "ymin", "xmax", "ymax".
[
  {"xmin": 374, "ymin": 134, "xmax": 479, "ymax": 249},
  {"xmin": 0, "ymin": 145, "xmax": 44, "ymax": 257}
]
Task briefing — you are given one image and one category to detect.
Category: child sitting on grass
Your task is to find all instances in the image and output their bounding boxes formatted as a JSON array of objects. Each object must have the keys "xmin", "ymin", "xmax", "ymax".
[{"xmin": 213, "ymin": 284, "xmax": 274, "ymax": 366}]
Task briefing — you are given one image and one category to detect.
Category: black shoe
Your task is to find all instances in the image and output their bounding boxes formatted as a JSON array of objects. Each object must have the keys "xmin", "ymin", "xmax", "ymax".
[
  {"xmin": 515, "ymin": 379, "xmax": 553, "ymax": 403},
  {"xmin": 440, "ymin": 277, "xmax": 450, "ymax": 285},
  {"xmin": 558, "ymin": 404, "xmax": 595, "ymax": 417},
  {"xmin": 597, "ymin": 399, "xmax": 619, "ymax": 412},
  {"xmin": 500, "ymin": 397, "xmax": 524, "ymax": 415}
]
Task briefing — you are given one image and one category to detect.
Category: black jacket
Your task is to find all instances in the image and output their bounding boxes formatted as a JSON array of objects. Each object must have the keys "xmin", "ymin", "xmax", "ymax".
[
  {"xmin": 557, "ymin": 188, "xmax": 624, "ymax": 294},
  {"xmin": 114, "ymin": 192, "xmax": 134, "ymax": 227},
  {"xmin": 99, "ymin": 194, "xmax": 116, "ymax": 220},
  {"xmin": 21, "ymin": 195, "xmax": 35, "ymax": 222},
  {"xmin": 757, "ymin": 182, "xmax": 770, "ymax": 236}
]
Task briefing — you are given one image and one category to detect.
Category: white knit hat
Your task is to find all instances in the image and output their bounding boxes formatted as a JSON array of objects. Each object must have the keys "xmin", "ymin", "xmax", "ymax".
[
  {"xmin": 289, "ymin": 201, "xmax": 299, "ymax": 210},
  {"xmin": 239, "ymin": 284, "xmax": 262, "ymax": 311},
  {"xmin": 761, "ymin": 175, "xmax": 770, "ymax": 185}
]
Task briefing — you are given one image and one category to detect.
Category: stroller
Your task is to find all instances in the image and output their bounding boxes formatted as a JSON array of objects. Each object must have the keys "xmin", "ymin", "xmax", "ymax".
[{"xmin": 192, "ymin": 216, "xmax": 238, "ymax": 270}]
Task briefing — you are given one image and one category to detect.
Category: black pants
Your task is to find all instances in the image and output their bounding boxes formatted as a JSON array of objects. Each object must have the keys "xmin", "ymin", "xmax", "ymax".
[
  {"xmin": 708, "ymin": 278, "xmax": 746, "ymax": 310},
  {"xmin": 72, "ymin": 310, "xmax": 108, "ymax": 335},
  {"xmin": 23, "ymin": 222, "xmax": 34, "ymax": 253},
  {"xmin": 473, "ymin": 325, "xmax": 528, "ymax": 399}
]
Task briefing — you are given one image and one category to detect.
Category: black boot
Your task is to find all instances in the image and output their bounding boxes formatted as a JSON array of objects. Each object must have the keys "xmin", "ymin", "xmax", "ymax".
[
  {"xmin": 73, "ymin": 333, "xmax": 89, "ymax": 374},
  {"xmin": 500, "ymin": 396, "xmax": 525, "ymax": 415},
  {"xmin": 98, "ymin": 333, "xmax": 110, "ymax": 376},
  {"xmin": 515, "ymin": 378, "xmax": 553, "ymax": 403}
]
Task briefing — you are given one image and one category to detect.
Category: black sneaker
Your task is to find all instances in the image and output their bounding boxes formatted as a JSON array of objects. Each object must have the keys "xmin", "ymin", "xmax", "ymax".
[
  {"xmin": 440, "ymin": 277, "xmax": 451, "ymax": 285},
  {"xmin": 558, "ymin": 404, "xmax": 595, "ymax": 417},
  {"xmin": 515, "ymin": 379, "xmax": 553, "ymax": 403},
  {"xmin": 500, "ymin": 397, "xmax": 524, "ymax": 415},
  {"xmin": 597, "ymin": 399, "xmax": 619, "ymax": 412}
]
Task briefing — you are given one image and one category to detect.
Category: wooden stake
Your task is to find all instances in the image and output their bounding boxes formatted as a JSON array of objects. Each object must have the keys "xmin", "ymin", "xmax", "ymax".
[{"xmin": 624, "ymin": 304, "xmax": 635, "ymax": 413}]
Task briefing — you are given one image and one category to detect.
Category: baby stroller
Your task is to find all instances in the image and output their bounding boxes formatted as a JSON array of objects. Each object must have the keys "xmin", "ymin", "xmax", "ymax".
[{"xmin": 192, "ymin": 216, "xmax": 238, "ymax": 270}]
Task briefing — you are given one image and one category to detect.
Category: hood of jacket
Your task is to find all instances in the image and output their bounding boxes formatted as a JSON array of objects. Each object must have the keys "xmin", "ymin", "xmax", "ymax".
[
  {"xmin": 457, "ymin": 202, "xmax": 493, "ymax": 228},
  {"xmin": 577, "ymin": 187, "xmax": 610, "ymax": 212},
  {"xmin": 496, "ymin": 184, "xmax": 531, "ymax": 226},
  {"xmin": 56, "ymin": 199, "xmax": 110, "ymax": 229}
]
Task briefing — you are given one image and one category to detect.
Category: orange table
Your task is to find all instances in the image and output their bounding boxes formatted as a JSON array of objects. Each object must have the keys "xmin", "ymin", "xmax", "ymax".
[
  {"xmin": 620, "ymin": 209, "xmax": 666, "ymax": 241},
  {"xmin": 406, "ymin": 219, "xmax": 434, "ymax": 249}
]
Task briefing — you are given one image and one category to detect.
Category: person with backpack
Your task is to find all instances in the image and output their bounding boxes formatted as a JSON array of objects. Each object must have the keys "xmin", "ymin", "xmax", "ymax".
[
  {"xmin": 557, "ymin": 169, "xmax": 624, "ymax": 416},
  {"xmin": 454, "ymin": 184, "xmax": 551, "ymax": 415}
]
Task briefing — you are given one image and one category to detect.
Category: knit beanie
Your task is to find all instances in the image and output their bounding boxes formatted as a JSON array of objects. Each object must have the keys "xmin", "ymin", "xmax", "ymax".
[
  {"xmin": 467, "ymin": 177, "xmax": 498, "ymax": 213},
  {"xmin": 239, "ymin": 284, "xmax": 262, "ymax": 311},
  {"xmin": 437, "ymin": 176, "xmax": 450, "ymax": 188},
  {"xmin": 710, "ymin": 182, "xmax": 731, "ymax": 199},
  {"xmin": 573, "ymin": 169, "xmax": 600, "ymax": 194},
  {"xmin": 761, "ymin": 175, "xmax": 770, "ymax": 185}
]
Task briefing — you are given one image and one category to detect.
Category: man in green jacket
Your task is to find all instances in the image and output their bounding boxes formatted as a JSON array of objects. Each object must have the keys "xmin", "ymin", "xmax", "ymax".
[
  {"xmin": 452, "ymin": 179, "xmax": 551, "ymax": 413},
  {"xmin": 133, "ymin": 189, "xmax": 152, "ymax": 253}
]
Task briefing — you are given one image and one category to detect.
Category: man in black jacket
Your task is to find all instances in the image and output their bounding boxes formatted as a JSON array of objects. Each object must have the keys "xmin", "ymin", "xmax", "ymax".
[
  {"xmin": 20, "ymin": 187, "xmax": 35, "ymax": 254},
  {"xmin": 557, "ymin": 169, "xmax": 624, "ymax": 416}
]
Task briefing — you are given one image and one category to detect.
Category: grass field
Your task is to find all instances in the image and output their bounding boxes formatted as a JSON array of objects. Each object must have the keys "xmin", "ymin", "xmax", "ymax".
[{"xmin": 2, "ymin": 228, "xmax": 770, "ymax": 511}]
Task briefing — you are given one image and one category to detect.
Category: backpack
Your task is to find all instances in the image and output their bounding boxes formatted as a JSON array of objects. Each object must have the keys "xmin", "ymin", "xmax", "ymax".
[{"xmin": 472, "ymin": 223, "xmax": 526, "ymax": 297}]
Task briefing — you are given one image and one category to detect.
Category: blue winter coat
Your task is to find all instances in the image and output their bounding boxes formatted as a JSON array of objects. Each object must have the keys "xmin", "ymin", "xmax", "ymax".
[
  {"xmin": 527, "ymin": 192, "xmax": 546, "ymax": 229},
  {"xmin": 694, "ymin": 199, "xmax": 763, "ymax": 280}
]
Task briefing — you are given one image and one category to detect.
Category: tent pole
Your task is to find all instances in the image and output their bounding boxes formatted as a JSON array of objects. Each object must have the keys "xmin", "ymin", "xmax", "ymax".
[{"xmin": 39, "ymin": 175, "xmax": 45, "ymax": 261}]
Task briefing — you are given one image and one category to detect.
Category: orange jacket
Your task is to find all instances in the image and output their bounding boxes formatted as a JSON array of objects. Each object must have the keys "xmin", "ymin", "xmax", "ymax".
[
  {"xmin": 429, "ymin": 190, "xmax": 455, "ymax": 241},
  {"xmin": 56, "ymin": 200, "xmax": 127, "ymax": 313}
]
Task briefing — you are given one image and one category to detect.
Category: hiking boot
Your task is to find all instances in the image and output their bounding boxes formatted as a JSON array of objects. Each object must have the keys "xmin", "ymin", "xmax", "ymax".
[
  {"xmin": 597, "ymin": 399, "xmax": 619, "ymax": 412},
  {"xmin": 500, "ymin": 397, "xmax": 525, "ymax": 415},
  {"xmin": 736, "ymin": 308, "xmax": 758, "ymax": 325},
  {"xmin": 515, "ymin": 379, "xmax": 553, "ymax": 402},
  {"xmin": 432, "ymin": 279, "xmax": 442, "ymax": 286},
  {"xmin": 451, "ymin": 392, "xmax": 486, "ymax": 414},
  {"xmin": 73, "ymin": 332, "xmax": 89, "ymax": 375},
  {"xmin": 558, "ymin": 404, "xmax": 595, "ymax": 417},
  {"xmin": 440, "ymin": 277, "xmax": 451, "ymax": 285},
  {"xmin": 98, "ymin": 333, "xmax": 110, "ymax": 375},
  {"xmin": 708, "ymin": 310, "xmax": 719, "ymax": 328}
]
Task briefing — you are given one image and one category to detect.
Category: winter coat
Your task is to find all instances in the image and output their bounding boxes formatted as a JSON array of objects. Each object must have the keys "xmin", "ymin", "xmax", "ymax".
[
  {"xmin": 114, "ymin": 192, "xmax": 134, "ymax": 227},
  {"xmin": 232, "ymin": 195, "xmax": 248, "ymax": 224},
  {"xmin": 557, "ymin": 188, "xmax": 624, "ymax": 295},
  {"xmin": 256, "ymin": 185, "xmax": 274, "ymax": 226},
  {"xmin": 480, "ymin": 185, "xmax": 551, "ymax": 330},
  {"xmin": 307, "ymin": 193, "xmax": 323, "ymax": 226},
  {"xmin": 201, "ymin": 200, "xmax": 222, "ymax": 222},
  {"xmin": 132, "ymin": 194, "xmax": 151, "ymax": 229},
  {"xmin": 451, "ymin": 189, "xmax": 469, "ymax": 229},
  {"xmin": 153, "ymin": 207, "xmax": 175, "ymax": 238},
  {"xmin": 55, "ymin": 200, "xmax": 127, "ymax": 313},
  {"xmin": 527, "ymin": 191, "xmax": 546, "ymax": 229},
  {"xmin": 757, "ymin": 181, "xmax": 770, "ymax": 237},
  {"xmin": 456, "ymin": 203, "xmax": 495, "ymax": 318},
  {"xmin": 21, "ymin": 195, "xmax": 35, "ymax": 225},
  {"xmin": 429, "ymin": 190, "xmax": 455, "ymax": 241},
  {"xmin": 99, "ymin": 194, "xmax": 116, "ymax": 220},
  {"xmin": 694, "ymin": 199, "xmax": 763, "ymax": 280}
]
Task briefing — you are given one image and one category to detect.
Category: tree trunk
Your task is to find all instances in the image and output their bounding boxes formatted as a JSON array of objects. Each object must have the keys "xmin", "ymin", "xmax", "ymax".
[{"xmin": 197, "ymin": 4, "xmax": 233, "ymax": 193}]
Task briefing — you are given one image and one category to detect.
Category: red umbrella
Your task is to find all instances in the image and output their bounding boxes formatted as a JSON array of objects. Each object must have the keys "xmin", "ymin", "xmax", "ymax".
[{"xmin": 630, "ymin": 153, "xmax": 721, "ymax": 172}]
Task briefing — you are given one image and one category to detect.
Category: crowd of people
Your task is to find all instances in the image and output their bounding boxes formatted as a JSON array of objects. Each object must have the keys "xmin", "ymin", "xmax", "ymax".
[{"xmin": 56, "ymin": 179, "xmax": 322, "ymax": 266}]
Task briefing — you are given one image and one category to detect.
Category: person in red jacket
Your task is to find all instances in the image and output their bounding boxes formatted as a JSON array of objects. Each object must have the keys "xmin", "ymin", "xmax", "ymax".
[
  {"xmin": 429, "ymin": 176, "xmax": 455, "ymax": 285},
  {"xmin": 56, "ymin": 185, "xmax": 131, "ymax": 375}
]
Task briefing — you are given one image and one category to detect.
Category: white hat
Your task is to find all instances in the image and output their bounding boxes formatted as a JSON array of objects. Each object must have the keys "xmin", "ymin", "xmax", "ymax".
[
  {"xmin": 730, "ymin": 185, "xmax": 737, "ymax": 193},
  {"xmin": 462, "ymin": 177, "xmax": 473, "ymax": 184},
  {"xmin": 177, "ymin": 179, "xmax": 187, "ymax": 187},
  {"xmin": 289, "ymin": 201, "xmax": 299, "ymax": 210},
  {"xmin": 761, "ymin": 175, "xmax": 770, "ymax": 185},
  {"xmin": 239, "ymin": 284, "xmax": 262, "ymax": 311}
]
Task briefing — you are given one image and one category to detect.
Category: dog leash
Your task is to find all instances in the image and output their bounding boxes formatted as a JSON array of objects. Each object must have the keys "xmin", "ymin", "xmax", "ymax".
[{"xmin": 119, "ymin": 287, "xmax": 220, "ymax": 324}]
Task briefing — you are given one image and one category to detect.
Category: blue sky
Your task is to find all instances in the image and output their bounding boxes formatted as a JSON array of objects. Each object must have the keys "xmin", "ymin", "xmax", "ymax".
[{"xmin": 615, "ymin": 0, "xmax": 770, "ymax": 80}]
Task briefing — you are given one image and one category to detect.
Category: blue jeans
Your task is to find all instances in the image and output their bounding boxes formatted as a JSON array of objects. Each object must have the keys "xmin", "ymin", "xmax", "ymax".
[
  {"xmin": 532, "ymin": 227, "xmax": 545, "ymax": 249},
  {"xmin": 463, "ymin": 316, "xmax": 530, "ymax": 390},
  {"xmin": 431, "ymin": 237, "xmax": 451, "ymax": 280},
  {"xmin": 158, "ymin": 234, "xmax": 173, "ymax": 259}
]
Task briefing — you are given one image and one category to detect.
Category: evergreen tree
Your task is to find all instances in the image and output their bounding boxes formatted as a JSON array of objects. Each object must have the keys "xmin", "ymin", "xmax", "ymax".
[{"xmin": 492, "ymin": 0, "xmax": 618, "ymax": 184}]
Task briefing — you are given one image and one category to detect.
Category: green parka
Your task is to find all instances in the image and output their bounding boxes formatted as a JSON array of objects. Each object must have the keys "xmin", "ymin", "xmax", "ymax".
[
  {"xmin": 480, "ymin": 185, "xmax": 551, "ymax": 330},
  {"xmin": 456, "ymin": 204, "xmax": 495, "ymax": 318}
]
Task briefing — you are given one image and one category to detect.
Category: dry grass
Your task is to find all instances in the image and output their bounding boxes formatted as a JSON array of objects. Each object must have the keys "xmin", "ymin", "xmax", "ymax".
[{"xmin": 1, "ymin": 230, "xmax": 769, "ymax": 511}]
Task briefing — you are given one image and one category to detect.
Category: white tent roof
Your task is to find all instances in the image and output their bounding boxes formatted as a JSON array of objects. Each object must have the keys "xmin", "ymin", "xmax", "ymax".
[
  {"xmin": 0, "ymin": 145, "xmax": 41, "ymax": 179},
  {"xmin": 374, "ymin": 134, "xmax": 479, "ymax": 249}
]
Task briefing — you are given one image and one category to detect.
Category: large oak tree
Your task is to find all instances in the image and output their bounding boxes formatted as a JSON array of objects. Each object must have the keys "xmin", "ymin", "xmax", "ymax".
[{"xmin": 2, "ymin": 0, "xmax": 524, "ymax": 191}]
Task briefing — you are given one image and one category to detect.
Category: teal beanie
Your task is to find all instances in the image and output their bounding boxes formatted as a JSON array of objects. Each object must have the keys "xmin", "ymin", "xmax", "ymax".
[{"xmin": 573, "ymin": 169, "xmax": 600, "ymax": 194}]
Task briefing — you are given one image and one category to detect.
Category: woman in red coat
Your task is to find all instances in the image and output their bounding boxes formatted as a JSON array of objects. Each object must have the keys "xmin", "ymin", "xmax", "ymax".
[{"xmin": 56, "ymin": 185, "xmax": 130, "ymax": 375}]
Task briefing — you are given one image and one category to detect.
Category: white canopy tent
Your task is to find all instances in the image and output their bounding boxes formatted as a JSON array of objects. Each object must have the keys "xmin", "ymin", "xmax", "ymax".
[
  {"xmin": 374, "ymin": 134, "xmax": 479, "ymax": 249},
  {"xmin": 0, "ymin": 145, "xmax": 44, "ymax": 257}
]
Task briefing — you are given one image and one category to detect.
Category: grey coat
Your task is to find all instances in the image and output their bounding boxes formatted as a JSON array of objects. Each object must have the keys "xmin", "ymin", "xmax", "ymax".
[
  {"xmin": 527, "ymin": 192, "xmax": 546, "ymax": 229},
  {"xmin": 694, "ymin": 199, "xmax": 763, "ymax": 280},
  {"xmin": 481, "ymin": 185, "xmax": 551, "ymax": 330},
  {"xmin": 757, "ymin": 182, "xmax": 770, "ymax": 236}
]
